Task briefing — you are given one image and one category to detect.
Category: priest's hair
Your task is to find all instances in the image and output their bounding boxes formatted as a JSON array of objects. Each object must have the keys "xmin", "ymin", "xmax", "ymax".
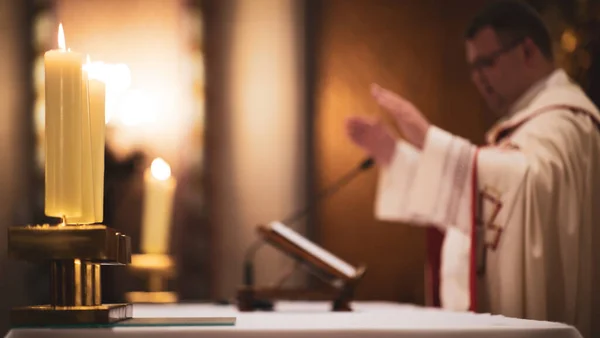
[{"xmin": 464, "ymin": 0, "xmax": 554, "ymax": 62}]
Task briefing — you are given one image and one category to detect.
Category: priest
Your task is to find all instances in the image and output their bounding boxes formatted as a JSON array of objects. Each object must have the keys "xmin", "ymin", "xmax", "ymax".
[{"xmin": 345, "ymin": 1, "xmax": 600, "ymax": 337}]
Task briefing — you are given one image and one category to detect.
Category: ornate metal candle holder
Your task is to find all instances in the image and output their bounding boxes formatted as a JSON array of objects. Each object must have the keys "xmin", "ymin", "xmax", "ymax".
[{"xmin": 7, "ymin": 223, "xmax": 133, "ymax": 327}]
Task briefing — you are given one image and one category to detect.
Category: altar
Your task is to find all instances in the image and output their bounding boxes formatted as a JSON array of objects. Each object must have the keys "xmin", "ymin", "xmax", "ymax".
[{"xmin": 5, "ymin": 302, "xmax": 581, "ymax": 338}]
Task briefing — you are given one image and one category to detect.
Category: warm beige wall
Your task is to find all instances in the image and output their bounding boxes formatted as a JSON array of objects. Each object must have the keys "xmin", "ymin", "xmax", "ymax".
[{"xmin": 206, "ymin": 0, "xmax": 307, "ymax": 299}]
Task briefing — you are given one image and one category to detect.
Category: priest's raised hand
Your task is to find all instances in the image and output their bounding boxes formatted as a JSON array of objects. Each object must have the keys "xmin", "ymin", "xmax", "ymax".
[
  {"xmin": 369, "ymin": 83, "xmax": 431, "ymax": 150},
  {"xmin": 345, "ymin": 83, "xmax": 430, "ymax": 165},
  {"xmin": 344, "ymin": 116, "xmax": 395, "ymax": 166}
]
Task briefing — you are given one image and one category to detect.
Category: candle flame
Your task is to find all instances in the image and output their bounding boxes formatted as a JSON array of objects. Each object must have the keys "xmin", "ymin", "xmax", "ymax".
[
  {"xmin": 58, "ymin": 23, "xmax": 66, "ymax": 50},
  {"xmin": 150, "ymin": 158, "xmax": 171, "ymax": 181},
  {"xmin": 87, "ymin": 55, "xmax": 91, "ymax": 64}
]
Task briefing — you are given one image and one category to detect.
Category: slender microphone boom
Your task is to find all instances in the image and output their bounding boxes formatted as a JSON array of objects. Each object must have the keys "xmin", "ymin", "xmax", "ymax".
[{"xmin": 243, "ymin": 157, "xmax": 375, "ymax": 286}]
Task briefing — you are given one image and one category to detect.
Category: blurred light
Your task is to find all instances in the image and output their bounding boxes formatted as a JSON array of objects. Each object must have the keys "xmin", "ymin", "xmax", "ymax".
[
  {"xmin": 83, "ymin": 59, "xmax": 132, "ymax": 124},
  {"xmin": 114, "ymin": 89, "xmax": 157, "ymax": 126},
  {"xmin": 83, "ymin": 60, "xmax": 131, "ymax": 90},
  {"xmin": 561, "ymin": 29, "xmax": 577, "ymax": 53},
  {"xmin": 150, "ymin": 158, "xmax": 171, "ymax": 180}
]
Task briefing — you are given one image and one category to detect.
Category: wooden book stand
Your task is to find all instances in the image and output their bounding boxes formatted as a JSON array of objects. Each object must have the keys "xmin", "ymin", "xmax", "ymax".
[{"xmin": 236, "ymin": 221, "xmax": 366, "ymax": 312}]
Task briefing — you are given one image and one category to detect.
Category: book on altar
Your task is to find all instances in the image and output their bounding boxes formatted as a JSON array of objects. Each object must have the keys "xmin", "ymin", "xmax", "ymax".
[{"xmin": 258, "ymin": 221, "xmax": 363, "ymax": 281}]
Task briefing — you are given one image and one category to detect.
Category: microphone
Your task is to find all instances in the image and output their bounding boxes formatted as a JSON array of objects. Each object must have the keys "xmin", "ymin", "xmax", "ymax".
[{"xmin": 242, "ymin": 157, "xmax": 375, "ymax": 287}]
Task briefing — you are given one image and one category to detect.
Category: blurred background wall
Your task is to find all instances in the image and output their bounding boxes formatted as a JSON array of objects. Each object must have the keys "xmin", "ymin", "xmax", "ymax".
[{"xmin": 0, "ymin": 0, "xmax": 38, "ymax": 336}]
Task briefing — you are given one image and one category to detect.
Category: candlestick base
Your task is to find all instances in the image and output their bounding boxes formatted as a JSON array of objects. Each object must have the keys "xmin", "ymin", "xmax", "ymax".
[
  {"xmin": 126, "ymin": 254, "xmax": 178, "ymax": 304},
  {"xmin": 10, "ymin": 304, "xmax": 133, "ymax": 327},
  {"xmin": 7, "ymin": 224, "xmax": 133, "ymax": 327}
]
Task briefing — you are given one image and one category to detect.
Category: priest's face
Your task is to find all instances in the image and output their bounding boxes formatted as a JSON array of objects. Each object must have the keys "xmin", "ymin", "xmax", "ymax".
[{"xmin": 465, "ymin": 27, "xmax": 528, "ymax": 116}]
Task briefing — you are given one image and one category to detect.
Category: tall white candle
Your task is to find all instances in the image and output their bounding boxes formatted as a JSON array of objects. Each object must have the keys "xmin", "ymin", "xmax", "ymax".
[
  {"xmin": 89, "ymin": 77, "xmax": 106, "ymax": 222},
  {"xmin": 83, "ymin": 56, "xmax": 107, "ymax": 223},
  {"xmin": 70, "ymin": 65, "xmax": 95, "ymax": 224},
  {"xmin": 44, "ymin": 23, "xmax": 83, "ymax": 221},
  {"xmin": 141, "ymin": 158, "xmax": 177, "ymax": 254}
]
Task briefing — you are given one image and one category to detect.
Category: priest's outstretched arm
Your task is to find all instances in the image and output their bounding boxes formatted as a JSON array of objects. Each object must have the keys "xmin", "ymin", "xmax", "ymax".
[{"xmin": 347, "ymin": 84, "xmax": 578, "ymax": 234}]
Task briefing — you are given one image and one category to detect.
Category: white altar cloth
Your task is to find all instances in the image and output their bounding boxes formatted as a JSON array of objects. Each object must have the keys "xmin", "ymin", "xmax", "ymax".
[{"xmin": 5, "ymin": 302, "xmax": 581, "ymax": 338}]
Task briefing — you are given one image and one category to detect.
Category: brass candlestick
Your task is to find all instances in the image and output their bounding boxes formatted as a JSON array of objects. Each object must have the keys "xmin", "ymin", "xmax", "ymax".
[
  {"xmin": 125, "ymin": 253, "xmax": 178, "ymax": 303},
  {"xmin": 7, "ymin": 223, "xmax": 133, "ymax": 327}
]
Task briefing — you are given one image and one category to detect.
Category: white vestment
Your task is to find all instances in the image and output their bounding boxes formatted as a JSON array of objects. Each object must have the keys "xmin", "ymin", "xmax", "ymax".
[{"xmin": 375, "ymin": 69, "xmax": 600, "ymax": 338}]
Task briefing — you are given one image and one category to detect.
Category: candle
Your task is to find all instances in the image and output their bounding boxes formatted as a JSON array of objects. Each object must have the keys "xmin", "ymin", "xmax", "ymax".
[
  {"xmin": 81, "ymin": 56, "xmax": 107, "ymax": 223},
  {"xmin": 141, "ymin": 158, "xmax": 177, "ymax": 254},
  {"xmin": 70, "ymin": 63, "xmax": 95, "ymax": 224},
  {"xmin": 88, "ymin": 68, "xmax": 106, "ymax": 222},
  {"xmin": 44, "ymin": 23, "xmax": 83, "ymax": 220},
  {"xmin": 69, "ymin": 56, "xmax": 106, "ymax": 224}
]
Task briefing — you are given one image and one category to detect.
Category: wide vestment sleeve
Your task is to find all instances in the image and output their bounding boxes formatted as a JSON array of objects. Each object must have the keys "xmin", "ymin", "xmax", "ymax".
[
  {"xmin": 375, "ymin": 141, "xmax": 421, "ymax": 223},
  {"xmin": 375, "ymin": 125, "xmax": 529, "ymax": 233},
  {"xmin": 375, "ymin": 128, "xmax": 480, "ymax": 231}
]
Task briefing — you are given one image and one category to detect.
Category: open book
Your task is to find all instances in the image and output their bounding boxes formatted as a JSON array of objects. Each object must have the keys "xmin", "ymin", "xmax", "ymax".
[{"xmin": 260, "ymin": 221, "xmax": 359, "ymax": 280}]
